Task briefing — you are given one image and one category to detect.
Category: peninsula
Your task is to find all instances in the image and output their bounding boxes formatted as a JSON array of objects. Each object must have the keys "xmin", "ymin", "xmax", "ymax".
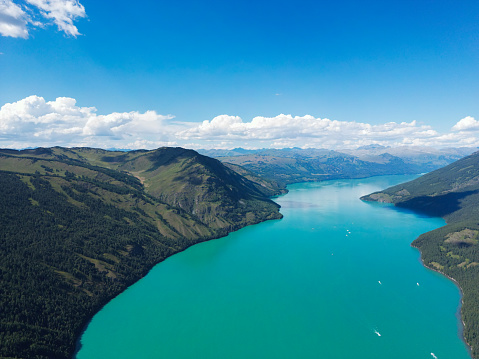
[{"xmin": 362, "ymin": 151, "xmax": 479, "ymax": 358}]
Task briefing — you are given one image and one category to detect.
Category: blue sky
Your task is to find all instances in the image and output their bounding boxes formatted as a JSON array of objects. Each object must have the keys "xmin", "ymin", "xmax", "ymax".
[{"xmin": 0, "ymin": 0, "xmax": 478, "ymax": 149}]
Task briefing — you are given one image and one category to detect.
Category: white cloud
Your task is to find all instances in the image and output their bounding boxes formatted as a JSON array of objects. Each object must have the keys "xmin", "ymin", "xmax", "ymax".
[
  {"xmin": 451, "ymin": 116, "xmax": 479, "ymax": 132},
  {"xmin": 0, "ymin": 96, "xmax": 174, "ymax": 149},
  {"xmin": 0, "ymin": 0, "xmax": 86, "ymax": 38},
  {"xmin": 177, "ymin": 114, "xmax": 441, "ymax": 148},
  {"xmin": 0, "ymin": 0, "xmax": 29, "ymax": 38},
  {"xmin": 0, "ymin": 95, "xmax": 478, "ymax": 150},
  {"xmin": 25, "ymin": 0, "xmax": 85, "ymax": 36}
]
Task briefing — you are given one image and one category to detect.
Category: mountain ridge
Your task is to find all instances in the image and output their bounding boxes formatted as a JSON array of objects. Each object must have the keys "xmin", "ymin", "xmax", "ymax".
[
  {"xmin": 0, "ymin": 146, "xmax": 283, "ymax": 359},
  {"xmin": 198, "ymin": 146, "xmax": 476, "ymax": 185}
]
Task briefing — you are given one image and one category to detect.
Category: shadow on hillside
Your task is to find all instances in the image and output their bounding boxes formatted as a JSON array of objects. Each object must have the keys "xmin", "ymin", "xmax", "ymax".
[{"xmin": 394, "ymin": 190, "xmax": 478, "ymax": 218}]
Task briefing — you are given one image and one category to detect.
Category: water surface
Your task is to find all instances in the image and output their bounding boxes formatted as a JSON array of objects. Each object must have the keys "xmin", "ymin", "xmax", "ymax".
[{"xmin": 77, "ymin": 175, "xmax": 470, "ymax": 359}]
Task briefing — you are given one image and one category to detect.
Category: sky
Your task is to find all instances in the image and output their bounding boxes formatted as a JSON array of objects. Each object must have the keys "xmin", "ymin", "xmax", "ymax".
[{"xmin": 0, "ymin": 0, "xmax": 478, "ymax": 150}]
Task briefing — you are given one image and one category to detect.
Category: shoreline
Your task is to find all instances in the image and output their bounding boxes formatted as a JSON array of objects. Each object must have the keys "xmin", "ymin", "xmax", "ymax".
[
  {"xmin": 412, "ymin": 243, "xmax": 473, "ymax": 358},
  {"xmin": 73, "ymin": 212, "xmax": 284, "ymax": 358},
  {"xmin": 73, "ymin": 177, "xmax": 472, "ymax": 359},
  {"xmin": 360, "ymin": 171, "xmax": 476, "ymax": 359},
  {"xmin": 72, "ymin": 233, "xmax": 230, "ymax": 357},
  {"xmin": 72, "ymin": 235, "xmax": 235, "ymax": 357}
]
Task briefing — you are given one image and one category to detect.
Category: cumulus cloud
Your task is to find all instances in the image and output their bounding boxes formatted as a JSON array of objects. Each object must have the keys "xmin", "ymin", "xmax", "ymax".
[
  {"xmin": 451, "ymin": 116, "xmax": 479, "ymax": 132},
  {"xmin": 1, "ymin": 95, "xmax": 478, "ymax": 150},
  {"xmin": 0, "ymin": 0, "xmax": 29, "ymax": 38},
  {"xmin": 0, "ymin": 0, "xmax": 86, "ymax": 38},
  {"xmin": 177, "ymin": 114, "xmax": 443, "ymax": 148},
  {"xmin": 0, "ymin": 96, "xmax": 175, "ymax": 149}
]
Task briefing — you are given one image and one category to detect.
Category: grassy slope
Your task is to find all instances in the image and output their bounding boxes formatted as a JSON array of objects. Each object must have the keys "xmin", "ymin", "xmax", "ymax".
[
  {"xmin": 0, "ymin": 147, "xmax": 282, "ymax": 359},
  {"xmin": 222, "ymin": 162, "xmax": 288, "ymax": 197},
  {"xmin": 117, "ymin": 148, "xmax": 283, "ymax": 230},
  {"xmin": 361, "ymin": 151, "xmax": 479, "ymax": 358},
  {"xmin": 66, "ymin": 147, "xmax": 284, "ymax": 230}
]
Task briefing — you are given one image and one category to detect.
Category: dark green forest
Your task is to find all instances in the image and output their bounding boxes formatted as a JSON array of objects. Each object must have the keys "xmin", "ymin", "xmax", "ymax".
[
  {"xmin": 362, "ymin": 151, "xmax": 479, "ymax": 358},
  {"xmin": 0, "ymin": 147, "xmax": 283, "ymax": 359}
]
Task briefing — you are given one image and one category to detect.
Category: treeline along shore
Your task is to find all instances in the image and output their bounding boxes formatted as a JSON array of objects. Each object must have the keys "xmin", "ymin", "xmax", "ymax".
[
  {"xmin": 362, "ymin": 151, "xmax": 479, "ymax": 358},
  {"xmin": 0, "ymin": 146, "xmax": 284, "ymax": 359}
]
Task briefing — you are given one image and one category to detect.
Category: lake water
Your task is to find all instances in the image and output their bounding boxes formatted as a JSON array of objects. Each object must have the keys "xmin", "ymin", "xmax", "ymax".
[{"xmin": 76, "ymin": 175, "xmax": 471, "ymax": 359}]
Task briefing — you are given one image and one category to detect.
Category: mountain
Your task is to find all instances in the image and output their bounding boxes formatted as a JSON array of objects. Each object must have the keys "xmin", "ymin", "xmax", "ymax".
[
  {"xmin": 362, "ymin": 151, "xmax": 479, "ymax": 358},
  {"xmin": 199, "ymin": 147, "xmax": 476, "ymax": 185},
  {"xmin": 0, "ymin": 147, "xmax": 283, "ymax": 359},
  {"xmin": 341, "ymin": 145, "xmax": 475, "ymax": 169}
]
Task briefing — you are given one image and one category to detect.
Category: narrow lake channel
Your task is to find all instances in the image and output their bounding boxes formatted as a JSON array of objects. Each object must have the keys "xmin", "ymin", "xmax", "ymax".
[{"xmin": 77, "ymin": 175, "xmax": 470, "ymax": 359}]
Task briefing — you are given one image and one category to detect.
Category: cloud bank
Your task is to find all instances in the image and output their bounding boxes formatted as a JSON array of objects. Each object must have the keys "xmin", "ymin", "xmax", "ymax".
[
  {"xmin": 0, "ymin": 96, "xmax": 177, "ymax": 149},
  {"xmin": 0, "ymin": 95, "xmax": 478, "ymax": 150},
  {"xmin": 0, "ymin": 0, "xmax": 86, "ymax": 38},
  {"xmin": 177, "ymin": 115, "xmax": 441, "ymax": 148},
  {"xmin": 177, "ymin": 114, "xmax": 479, "ymax": 149}
]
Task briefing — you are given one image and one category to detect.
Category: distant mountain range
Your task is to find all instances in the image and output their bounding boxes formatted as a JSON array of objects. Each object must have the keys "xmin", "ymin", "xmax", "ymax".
[
  {"xmin": 199, "ymin": 146, "xmax": 476, "ymax": 185},
  {"xmin": 0, "ymin": 146, "xmax": 282, "ymax": 359},
  {"xmin": 362, "ymin": 151, "xmax": 479, "ymax": 358}
]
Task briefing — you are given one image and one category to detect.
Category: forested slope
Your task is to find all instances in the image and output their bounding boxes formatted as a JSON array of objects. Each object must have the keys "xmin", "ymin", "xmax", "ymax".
[
  {"xmin": 362, "ymin": 151, "xmax": 479, "ymax": 358},
  {"xmin": 0, "ymin": 147, "xmax": 282, "ymax": 359}
]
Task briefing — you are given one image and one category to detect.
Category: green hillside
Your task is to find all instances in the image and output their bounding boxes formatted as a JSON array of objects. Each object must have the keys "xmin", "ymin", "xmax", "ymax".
[
  {"xmin": 362, "ymin": 151, "xmax": 479, "ymax": 358},
  {"xmin": 0, "ymin": 147, "xmax": 282, "ymax": 359}
]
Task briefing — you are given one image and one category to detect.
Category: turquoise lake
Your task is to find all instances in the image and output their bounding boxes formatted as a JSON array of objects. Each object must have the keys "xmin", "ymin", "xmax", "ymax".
[{"xmin": 76, "ymin": 175, "xmax": 471, "ymax": 359}]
